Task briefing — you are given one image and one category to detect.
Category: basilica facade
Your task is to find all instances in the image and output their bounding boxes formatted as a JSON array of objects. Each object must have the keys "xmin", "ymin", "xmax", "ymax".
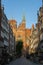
[{"xmin": 9, "ymin": 16, "xmax": 34, "ymax": 51}]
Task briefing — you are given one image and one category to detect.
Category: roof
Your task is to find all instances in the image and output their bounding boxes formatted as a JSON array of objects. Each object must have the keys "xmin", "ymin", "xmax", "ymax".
[{"xmin": 9, "ymin": 19, "xmax": 17, "ymax": 23}]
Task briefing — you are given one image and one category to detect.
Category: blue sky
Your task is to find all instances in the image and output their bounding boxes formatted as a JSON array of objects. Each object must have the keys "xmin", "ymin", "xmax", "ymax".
[{"xmin": 2, "ymin": 0, "xmax": 42, "ymax": 28}]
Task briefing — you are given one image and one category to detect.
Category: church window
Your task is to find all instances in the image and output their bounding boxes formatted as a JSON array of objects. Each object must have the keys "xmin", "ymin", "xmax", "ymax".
[{"xmin": 18, "ymin": 35, "xmax": 22, "ymax": 39}]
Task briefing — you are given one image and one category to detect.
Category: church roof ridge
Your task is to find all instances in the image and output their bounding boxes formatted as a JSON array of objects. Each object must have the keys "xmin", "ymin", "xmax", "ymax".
[{"xmin": 9, "ymin": 19, "xmax": 17, "ymax": 23}]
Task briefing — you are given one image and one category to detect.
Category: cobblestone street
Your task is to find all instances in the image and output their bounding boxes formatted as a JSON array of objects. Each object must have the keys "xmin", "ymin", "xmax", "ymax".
[{"xmin": 6, "ymin": 57, "xmax": 43, "ymax": 65}]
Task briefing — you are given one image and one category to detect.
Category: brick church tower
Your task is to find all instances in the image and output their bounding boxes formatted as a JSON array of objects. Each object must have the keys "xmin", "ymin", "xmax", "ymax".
[
  {"xmin": 16, "ymin": 15, "xmax": 26, "ymax": 49},
  {"xmin": 18, "ymin": 15, "xmax": 26, "ymax": 30}
]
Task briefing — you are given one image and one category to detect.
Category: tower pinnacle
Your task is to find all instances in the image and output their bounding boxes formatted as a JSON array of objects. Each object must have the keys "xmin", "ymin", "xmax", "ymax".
[
  {"xmin": 22, "ymin": 15, "xmax": 26, "ymax": 21},
  {"xmin": 22, "ymin": 12, "xmax": 26, "ymax": 22}
]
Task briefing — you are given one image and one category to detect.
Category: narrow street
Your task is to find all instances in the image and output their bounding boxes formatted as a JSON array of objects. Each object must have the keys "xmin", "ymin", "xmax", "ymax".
[{"xmin": 6, "ymin": 57, "xmax": 43, "ymax": 65}]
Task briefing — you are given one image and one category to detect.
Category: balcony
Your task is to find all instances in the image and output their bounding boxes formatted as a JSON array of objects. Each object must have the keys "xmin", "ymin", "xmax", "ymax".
[
  {"xmin": 4, "ymin": 40, "xmax": 8, "ymax": 46},
  {"xmin": 4, "ymin": 33, "xmax": 9, "ymax": 40},
  {"xmin": 1, "ymin": 21, "xmax": 9, "ymax": 33},
  {"xmin": 1, "ymin": 31, "xmax": 4, "ymax": 38}
]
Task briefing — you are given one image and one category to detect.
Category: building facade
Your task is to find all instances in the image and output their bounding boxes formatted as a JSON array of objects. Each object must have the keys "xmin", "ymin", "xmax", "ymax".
[
  {"xmin": 9, "ymin": 24, "xmax": 15, "ymax": 55},
  {"xmin": 0, "ymin": 0, "xmax": 4, "ymax": 56},
  {"xmin": 9, "ymin": 16, "xmax": 34, "ymax": 53},
  {"xmin": 36, "ymin": 0, "xmax": 43, "ymax": 53},
  {"xmin": 0, "ymin": 2, "xmax": 15, "ymax": 56},
  {"xmin": 29, "ymin": 0, "xmax": 43, "ymax": 54},
  {"xmin": 0, "ymin": 3, "xmax": 9, "ymax": 56}
]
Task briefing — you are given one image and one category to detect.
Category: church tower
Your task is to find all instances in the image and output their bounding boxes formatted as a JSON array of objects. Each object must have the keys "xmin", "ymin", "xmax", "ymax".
[
  {"xmin": 22, "ymin": 15, "xmax": 26, "ymax": 29},
  {"xmin": 18, "ymin": 15, "xmax": 26, "ymax": 30},
  {"xmin": 22, "ymin": 15, "xmax": 26, "ymax": 23}
]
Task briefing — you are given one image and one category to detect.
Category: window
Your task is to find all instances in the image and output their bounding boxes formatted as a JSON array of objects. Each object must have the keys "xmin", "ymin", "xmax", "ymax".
[{"xmin": 18, "ymin": 35, "xmax": 21, "ymax": 38}]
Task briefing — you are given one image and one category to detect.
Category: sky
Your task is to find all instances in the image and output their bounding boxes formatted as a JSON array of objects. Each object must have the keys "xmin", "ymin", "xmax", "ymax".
[{"xmin": 2, "ymin": 0, "xmax": 42, "ymax": 28}]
